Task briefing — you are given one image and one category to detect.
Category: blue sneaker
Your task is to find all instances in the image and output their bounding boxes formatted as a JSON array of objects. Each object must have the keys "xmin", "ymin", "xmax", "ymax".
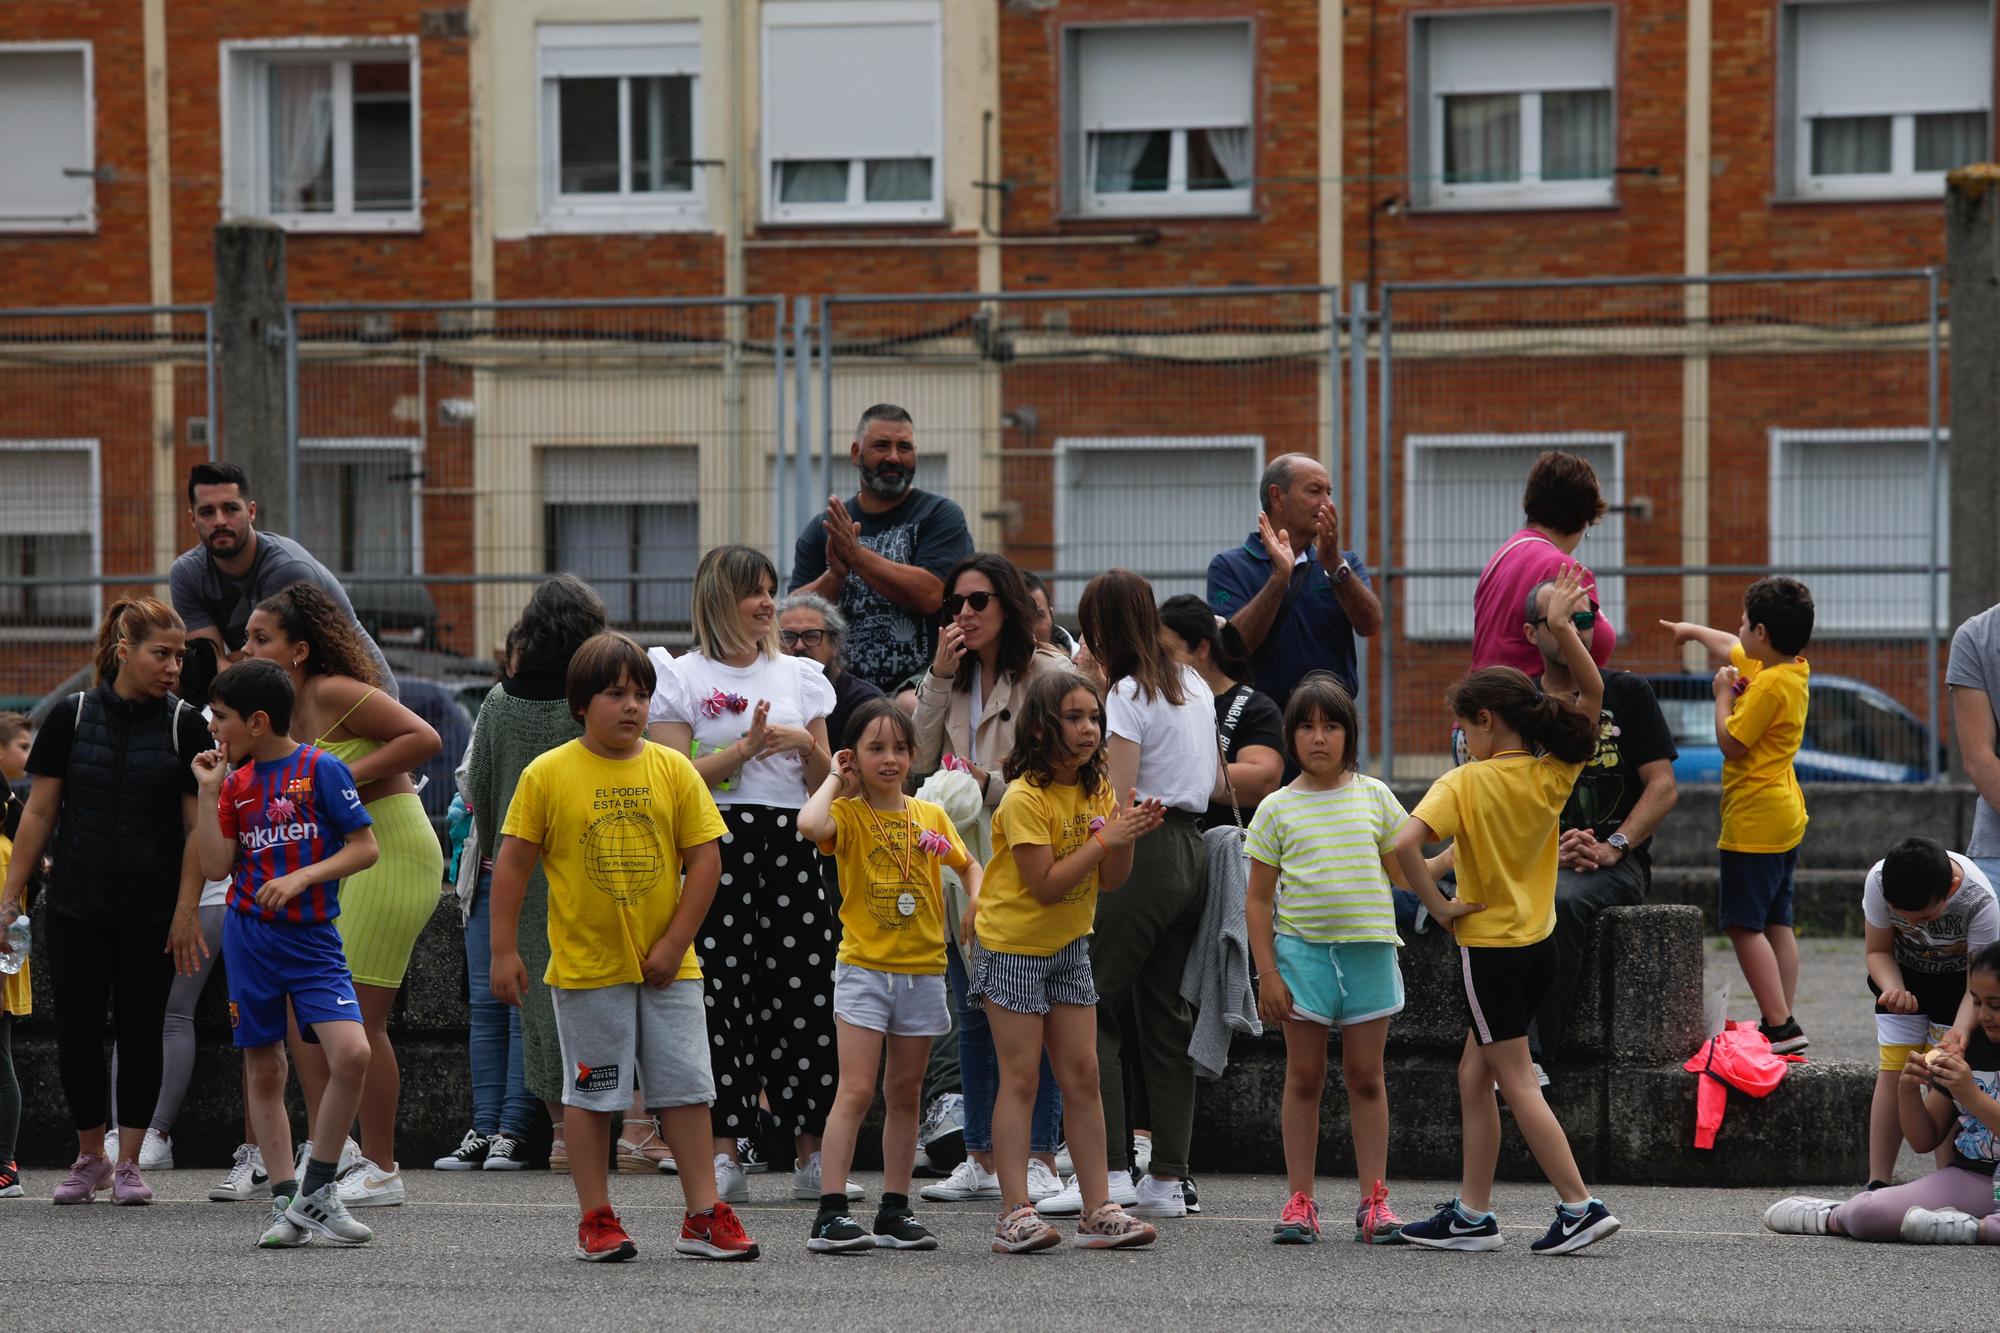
[
  {"xmin": 1399, "ymin": 1198, "xmax": 1503, "ymax": 1251},
  {"xmin": 1530, "ymin": 1199, "xmax": 1620, "ymax": 1255}
]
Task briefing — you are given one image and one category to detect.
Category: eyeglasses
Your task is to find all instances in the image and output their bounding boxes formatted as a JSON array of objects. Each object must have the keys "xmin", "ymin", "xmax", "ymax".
[
  {"xmin": 943, "ymin": 591, "xmax": 996, "ymax": 616},
  {"xmin": 1534, "ymin": 609, "xmax": 1598, "ymax": 632},
  {"xmin": 778, "ymin": 629, "xmax": 827, "ymax": 648}
]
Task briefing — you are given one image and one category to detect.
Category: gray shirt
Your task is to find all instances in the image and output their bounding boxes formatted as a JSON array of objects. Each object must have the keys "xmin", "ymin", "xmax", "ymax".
[
  {"xmin": 168, "ymin": 530, "xmax": 397, "ymax": 698},
  {"xmin": 1948, "ymin": 604, "xmax": 2000, "ymax": 855}
]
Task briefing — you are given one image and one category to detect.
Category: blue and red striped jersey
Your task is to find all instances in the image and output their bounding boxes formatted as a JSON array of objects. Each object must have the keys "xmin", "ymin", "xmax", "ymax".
[{"xmin": 217, "ymin": 744, "xmax": 372, "ymax": 925}]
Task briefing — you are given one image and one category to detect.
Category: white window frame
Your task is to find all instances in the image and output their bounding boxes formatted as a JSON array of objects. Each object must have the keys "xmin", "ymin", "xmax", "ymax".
[
  {"xmin": 760, "ymin": 0, "xmax": 945, "ymax": 225},
  {"xmin": 1401, "ymin": 432, "xmax": 1625, "ymax": 640},
  {"xmin": 1767, "ymin": 427, "xmax": 1949, "ymax": 635},
  {"xmin": 1065, "ymin": 22, "xmax": 1256, "ymax": 219},
  {"xmin": 1411, "ymin": 7, "xmax": 1618, "ymax": 212},
  {"xmin": 0, "ymin": 438, "xmax": 100, "ymax": 639},
  {"xmin": 1051, "ymin": 435, "xmax": 1264, "ymax": 613},
  {"xmin": 539, "ymin": 444, "xmax": 702, "ymax": 631},
  {"xmin": 537, "ymin": 23, "xmax": 705, "ymax": 233},
  {"xmin": 1781, "ymin": 1, "xmax": 1994, "ymax": 201},
  {"xmin": 299, "ymin": 437, "xmax": 424, "ymax": 577},
  {"xmin": 0, "ymin": 42, "xmax": 96, "ymax": 234},
  {"xmin": 219, "ymin": 36, "xmax": 422, "ymax": 233}
]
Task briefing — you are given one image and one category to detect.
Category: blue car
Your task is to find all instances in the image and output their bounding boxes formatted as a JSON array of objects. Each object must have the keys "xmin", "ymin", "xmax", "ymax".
[{"xmin": 1641, "ymin": 673, "xmax": 1938, "ymax": 784}]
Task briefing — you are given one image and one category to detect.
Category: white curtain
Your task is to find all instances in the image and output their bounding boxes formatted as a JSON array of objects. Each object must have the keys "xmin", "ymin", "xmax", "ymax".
[
  {"xmin": 1916, "ymin": 111, "xmax": 1989, "ymax": 173},
  {"xmin": 778, "ymin": 160, "xmax": 848, "ymax": 204},
  {"xmin": 269, "ymin": 63, "xmax": 334, "ymax": 213},
  {"xmin": 1811, "ymin": 116, "xmax": 1891, "ymax": 175},
  {"xmin": 1090, "ymin": 130, "xmax": 1152, "ymax": 193},
  {"xmin": 1203, "ymin": 126, "xmax": 1253, "ymax": 188},
  {"xmin": 1541, "ymin": 90, "xmax": 1611, "ymax": 181},
  {"xmin": 1443, "ymin": 93, "xmax": 1519, "ymax": 185},
  {"xmin": 864, "ymin": 158, "xmax": 932, "ymax": 203}
]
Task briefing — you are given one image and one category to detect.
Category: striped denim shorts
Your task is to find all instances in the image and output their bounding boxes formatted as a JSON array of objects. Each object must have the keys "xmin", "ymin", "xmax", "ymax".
[{"xmin": 968, "ymin": 937, "xmax": 1097, "ymax": 1015}]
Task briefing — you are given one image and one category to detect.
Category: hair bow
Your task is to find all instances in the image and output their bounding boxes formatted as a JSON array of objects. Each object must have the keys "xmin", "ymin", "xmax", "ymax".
[
  {"xmin": 700, "ymin": 689, "xmax": 750, "ymax": 719},
  {"xmin": 915, "ymin": 828, "xmax": 953, "ymax": 858},
  {"xmin": 1088, "ymin": 815, "xmax": 1106, "ymax": 834}
]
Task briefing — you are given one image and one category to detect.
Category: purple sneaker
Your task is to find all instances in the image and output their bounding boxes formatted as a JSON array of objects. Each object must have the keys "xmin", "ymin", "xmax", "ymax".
[
  {"xmin": 111, "ymin": 1160, "xmax": 153, "ymax": 1205},
  {"xmin": 53, "ymin": 1153, "xmax": 112, "ymax": 1204}
]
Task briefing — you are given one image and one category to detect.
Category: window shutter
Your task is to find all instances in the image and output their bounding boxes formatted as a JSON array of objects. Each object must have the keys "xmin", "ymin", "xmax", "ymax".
[
  {"xmin": 0, "ymin": 447, "xmax": 94, "ymax": 536},
  {"xmin": 0, "ymin": 51, "xmax": 92, "ymax": 222},
  {"xmin": 541, "ymin": 446, "xmax": 700, "ymax": 505},
  {"xmin": 763, "ymin": 1, "xmax": 939, "ymax": 162},
  {"xmin": 1075, "ymin": 24, "xmax": 1252, "ymax": 132},
  {"xmin": 540, "ymin": 23, "xmax": 700, "ymax": 79},
  {"xmin": 1428, "ymin": 9, "xmax": 1614, "ymax": 96},
  {"xmin": 1796, "ymin": 0, "xmax": 1989, "ymax": 117}
]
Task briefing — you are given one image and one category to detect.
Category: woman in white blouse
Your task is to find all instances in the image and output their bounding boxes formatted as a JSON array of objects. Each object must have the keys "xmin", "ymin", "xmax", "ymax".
[{"xmin": 647, "ymin": 544, "xmax": 851, "ymax": 1206}]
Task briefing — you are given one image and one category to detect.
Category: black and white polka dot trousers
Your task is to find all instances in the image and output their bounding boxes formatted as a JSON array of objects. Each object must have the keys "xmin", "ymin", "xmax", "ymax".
[{"xmin": 700, "ymin": 803, "xmax": 840, "ymax": 1142}]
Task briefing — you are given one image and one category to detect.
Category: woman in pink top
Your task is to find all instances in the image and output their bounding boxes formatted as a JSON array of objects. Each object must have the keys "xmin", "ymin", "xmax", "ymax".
[{"xmin": 1471, "ymin": 451, "xmax": 1618, "ymax": 673}]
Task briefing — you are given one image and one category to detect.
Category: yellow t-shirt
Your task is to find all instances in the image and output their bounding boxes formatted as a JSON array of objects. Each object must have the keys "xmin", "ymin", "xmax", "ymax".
[
  {"xmin": 502, "ymin": 739, "xmax": 727, "ymax": 989},
  {"xmin": 974, "ymin": 777, "xmax": 1115, "ymax": 958},
  {"xmin": 1719, "ymin": 644, "xmax": 1810, "ymax": 854},
  {"xmin": 1409, "ymin": 751, "xmax": 1584, "ymax": 948},
  {"xmin": 0, "ymin": 835, "xmax": 27, "ymax": 1017},
  {"xmin": 816, "ymin": 796, "xmax": 968, "ymax": 974}
]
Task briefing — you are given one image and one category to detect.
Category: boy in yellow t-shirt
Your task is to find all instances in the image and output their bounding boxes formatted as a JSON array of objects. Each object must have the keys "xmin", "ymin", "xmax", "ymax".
[
  {"xmin": 490, "ymin": 632, "xmax": 756, "ymax": 1265},
  {"xmin": 1663, "ymin": 575, "xmax": 1816, "ymax": 1055}
]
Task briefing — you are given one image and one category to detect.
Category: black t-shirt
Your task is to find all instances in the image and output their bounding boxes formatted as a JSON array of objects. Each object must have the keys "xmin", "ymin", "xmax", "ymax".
[
  {"xmin": 1204, "ymin": 682, "xmax": 1284, "ymax": 830},
  {"xmin": 27, "ymin": 690, "xmax": 210, "ymax": 795},
  {"xmin": 826, "ymin": 668, "xmax": 887, "ymax": 752},
  {"xmin": 1557, "ymin": 669, "xmax": 1677, "ymax": 856}
]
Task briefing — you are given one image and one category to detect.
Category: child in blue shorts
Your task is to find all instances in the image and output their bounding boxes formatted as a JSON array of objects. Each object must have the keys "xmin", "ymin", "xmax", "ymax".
[{"xmin": 194, "ymin": 659, "xmax": 379, "ymax": 1250}]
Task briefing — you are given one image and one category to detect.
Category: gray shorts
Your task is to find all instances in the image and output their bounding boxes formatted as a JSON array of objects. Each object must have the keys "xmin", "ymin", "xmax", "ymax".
[
  {"xmin": 550, "ymin": 979, "xmax": 715, "ymax": 1113},
  {"xmin": 832, "ymin": 963, "xmax": 950, "ymax": 1036},
  {"xmin": 968, "ymin": 937, "xmax": 1098, "ymax": 1015}
]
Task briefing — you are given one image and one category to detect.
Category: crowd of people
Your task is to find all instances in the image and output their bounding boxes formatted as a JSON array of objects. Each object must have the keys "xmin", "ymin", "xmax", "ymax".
[{"xmin": 0, "ymin": 416, "xmax": 1995, "ymax": 1260}]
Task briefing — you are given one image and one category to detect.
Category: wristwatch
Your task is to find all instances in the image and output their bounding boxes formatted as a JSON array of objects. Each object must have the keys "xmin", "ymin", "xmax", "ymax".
[
  {"xmin": 1606, "ymin": 832, "xmax": 1631, "ymax": 856},
  {"xmin": 1331, "ymin": 560, "xmax": 1353, "ymax": 586}
]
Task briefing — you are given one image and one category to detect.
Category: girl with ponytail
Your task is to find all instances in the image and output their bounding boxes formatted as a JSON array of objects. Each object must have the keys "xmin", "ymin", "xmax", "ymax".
[{"xmin": 1391, "ymin": 564, "xmax": 1625, "ymax": 1257}]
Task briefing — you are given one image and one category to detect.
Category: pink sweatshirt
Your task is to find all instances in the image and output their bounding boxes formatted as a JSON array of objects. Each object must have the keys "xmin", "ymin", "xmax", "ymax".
[{"xmin": 1470, "ymin": 528, "xmax": 1617, "ymax": 673}]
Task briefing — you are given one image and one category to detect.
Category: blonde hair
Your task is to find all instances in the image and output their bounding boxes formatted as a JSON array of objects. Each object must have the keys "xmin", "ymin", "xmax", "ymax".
[
  {"xmin": 690, "ymin": 544, "xmax": 779, "ymax": 661},
  {"xmin": 95, "ymin": 597, "xmax": 185, "ymax": 684}
]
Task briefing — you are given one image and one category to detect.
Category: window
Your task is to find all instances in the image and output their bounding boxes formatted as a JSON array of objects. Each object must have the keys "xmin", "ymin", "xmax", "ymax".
[
  {"xmin": 1783, "ymin": 1, "xmax": 1992, "ymax": 200},
  {"xmin": 1769, "ymin": 428, "xmax": 1948, "ymax": 634},
  {"xmin": 762, "ymin": 1, "xmax": 942, "ymax": 223},
  {"xmin": 0, "ymin": 44, "xmax": 93, "ymax": 232},
  {"xmin": 0, "ymin": 441, "xmax": 98, "ymax": 631},
  {"xmin": 1410, "ymin": 8, "xmax": 1616, "ymax": 210},
  {"xmin": 1065, "ymin": 23, "xmax": 1254, "ymax": 217},
  {"xmin": 1052, "ymin": 437, "xmax": 1262, "ymax": 613},
  {"xmin": 539, "ymin": 23, "xmax": 702, "ymax": 230},
  {"xmin": 222, "ymin": 39, "xmax": 420, "ymax": 231},
  {"xmin": 298, "ymin": 439, "xmax": 421, "ymax": 577},
  {"xmin": 542, "ymin": 446, "xmax": 699, "ymax": 630},
  {"xmin": 1401, "ymin": 434, "xmax": 1624, "ymax": 638}
]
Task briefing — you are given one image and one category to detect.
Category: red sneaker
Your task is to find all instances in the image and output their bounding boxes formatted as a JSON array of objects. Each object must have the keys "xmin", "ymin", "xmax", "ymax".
[
  {"xmin": 575, "ymin": 1205, "xmax": 637, "ymax": 1262},
  {"xmin": 678, "ymin": 1199, "xmax": 761, "ymax": 1261}
]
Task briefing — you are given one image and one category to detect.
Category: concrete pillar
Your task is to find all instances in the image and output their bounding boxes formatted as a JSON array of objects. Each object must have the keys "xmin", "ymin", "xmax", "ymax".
[
  {"xmin": 213, "ymin": 221, "xmax": 290, "ymax": 535},
  {"xmin": 1946, "ymin": 166, "xmax": 2000, "ymax": 634}
]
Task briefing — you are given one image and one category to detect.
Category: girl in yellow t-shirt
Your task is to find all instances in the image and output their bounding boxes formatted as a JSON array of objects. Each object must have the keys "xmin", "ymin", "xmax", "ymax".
[
  {"xmin": 967, "ymin": 669, "xmax": 1164, "ymax": 1255},
  {"xmin": 1392, "ymin": 562, "xmax": 1625, "ymax": 1257},
  {"xmin": 797, "ymin": 697, "xmax": 979, "ymax": 1254}
]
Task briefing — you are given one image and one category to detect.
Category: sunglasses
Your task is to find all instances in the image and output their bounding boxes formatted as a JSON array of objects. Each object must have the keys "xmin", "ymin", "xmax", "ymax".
[
  {"xmin": 1534, "ymin": 609, "xmax": 1598, "ymax": 632},
  {"xmin": 943, "ymin": 591, "xmax": 996, "ymax": 616},
  {"xmin": 778, "ymin": 629, "xmax": 827, "ymax": 648}
]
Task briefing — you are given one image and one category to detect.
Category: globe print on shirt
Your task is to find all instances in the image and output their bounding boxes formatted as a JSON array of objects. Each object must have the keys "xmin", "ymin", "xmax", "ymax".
[{"xmin": 582, "ymin": 809, "xmax": 665, "ymax": 906}]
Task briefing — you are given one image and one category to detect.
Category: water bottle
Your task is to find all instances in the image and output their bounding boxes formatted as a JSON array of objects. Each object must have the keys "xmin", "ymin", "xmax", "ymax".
[{"xmin": 0, "ymin": 914, "xmax": 28, "ymax": 975}]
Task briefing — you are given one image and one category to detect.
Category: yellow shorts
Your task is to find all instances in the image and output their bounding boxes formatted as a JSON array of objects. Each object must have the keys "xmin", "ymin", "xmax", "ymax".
[
  {"xmin": 336, "ymin": 792, "xmax": 444, "ymax": 989},
  {"xmin": 1877, "ymin": 1014, "xmax": 1952, "ymax": 1072}
]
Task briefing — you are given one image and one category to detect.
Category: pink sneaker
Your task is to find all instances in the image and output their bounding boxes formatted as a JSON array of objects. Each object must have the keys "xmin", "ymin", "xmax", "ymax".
[
  {"xmin": 111, "ymin": 1160, "xmax": 153, "ymax": 1205},
  {"xmin": 1273, "ymin": 1191, "xmax": 1321, "ymax": 1245},
  {"xmin": 1074, "ymin": 1201, "xmax": 1157, "ymax": 1250},
  {"xmin": 52, "ymin": 1153, "xmax": 112, "ymax": 1204},
  {"xmin": 1355, "ymin": 1179, "xmax": 1405, "ymax": 1244}
]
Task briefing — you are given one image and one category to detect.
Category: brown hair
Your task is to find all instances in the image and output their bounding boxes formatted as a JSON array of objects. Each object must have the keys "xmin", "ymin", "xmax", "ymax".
[
  {"xmin": 1004, "ymin": 668, "xmax": 1108, "ymax": 797},
  {"xmin": 565, "ymin": 631, "xmax": 657, "ymax": 722},
  {"xmin": 691, "ymin": 544, "xmax": 780, "ymax": 661},
  {"xmin": 94, "ymin": 596, "xmax": 185, "ymax": 684},
  {"xmin": 1076, "ymin": 569, "xmax": 1185, "ymax": 707},
  {"xmin": 1282, "ymin": 672, "xmax": 1360, "ymax": 772},
  {"xmin": 1521, "ymin": 451, "xmax": 1607, "ymax": 536},
  {"xmin": 255, "ymin": 584, "xmax": 381, "ymax": 685},
  {"xmin": 1446, "ymin": 666, "xmax": 1595, "ymax": 764},
  {"xmin": 0, "ymin": 711, "xmax": 29, "ymax": 748},
  {"xmin": 844, "ymin": 695, "xmax": 916, "ymax": 752},
  {"xmin": 943, "ymin": 553, "xmax": 1040, "ymax": 693}
]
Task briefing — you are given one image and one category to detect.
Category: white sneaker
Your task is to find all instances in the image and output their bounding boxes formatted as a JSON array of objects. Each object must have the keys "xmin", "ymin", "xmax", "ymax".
[
  {"xmin": 209, "ymin": 1143, "xmax": 269, "ymax": 1202},
  {"xmin": 791, "ymin": 1150, "xmax": 864, "ymax": 1202},
  {"xmin": 1130, "ymin": 1173, "xmax": 1187, "ymax": 1219},
  {"xmin": 1053, "ymin": 1141, "xmax": 1073, "ymax": 1175},
  {"xmin": 139, "ymin": 1129, "xmax": 173, "ymax": 1171},
  {"xmin": 1037, "ymin": 1169, "xmax": 1138, "ymax": 1217},
  {"xmin": 1131, "ymin": 1136, "xmax": 1153, "ymax": 1178},
  {"xmin": 1026, "ymin": 1157, "xmax": 1064, "ymax": 1203},
  {"xmin": 920, "ymin": 1158, "xmax": 1000, "ymax": 1202},
  {"xmin": 103, "ymin": 1128, "xmax": 120, "ymax": 1161},
  {"xmin": 295, "ymin": 1136, "xmax": 362, "ymax": 1181},
  {"xmin": 257, "ymin": 1192, "xmax": 312, "ymax": 1248},
  {"xmin": 1762, "ymin": 1196, "xmax": 1840, "ymax": 1236},
  {"xmin": 285, "ymin": 1181, "xmax": 373, "ymax": 1246},
  {"xmin": 1902, "ymin": 1206, "xmax": 1981, "ymax": 1244},
  {"xmin": 334, "ymin": 1157, "xmax": 405, "ymax": 1208},
  {"xmin": 713, "ymin": 1152, "xmax": 750, "ymax": 1204}
]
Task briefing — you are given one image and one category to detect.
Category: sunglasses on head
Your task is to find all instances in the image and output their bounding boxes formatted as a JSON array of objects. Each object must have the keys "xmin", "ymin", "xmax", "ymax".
[{"xmin": 944, "ymin": 591, "xmax": 996, "ymax": 616}]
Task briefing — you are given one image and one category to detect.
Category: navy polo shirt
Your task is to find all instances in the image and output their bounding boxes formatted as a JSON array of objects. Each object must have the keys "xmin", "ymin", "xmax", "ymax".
[{"xmin": 1206, "ymin": 533, "xmax": 1370, "ymax": 706}]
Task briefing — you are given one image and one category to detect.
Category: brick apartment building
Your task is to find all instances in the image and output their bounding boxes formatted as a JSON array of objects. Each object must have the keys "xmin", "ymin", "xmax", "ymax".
[{"xmin": 0, "ymin": 0, "xmax": 1982, "ymax": 761}]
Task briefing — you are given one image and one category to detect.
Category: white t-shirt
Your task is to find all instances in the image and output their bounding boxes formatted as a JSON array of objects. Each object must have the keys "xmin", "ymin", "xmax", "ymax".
[
  {"xmin": 198, "ymin": 704, "xmax": 230, "ymax": 906},
  {"xmin": 649, "ymin": 649, "xmax": 836, "ymax": 809},
  {"xmin": 1861, "ymin": 851, "xmax": 1999, "ymax": 978},
  {"xmin": 1105, "ymin": 664, "xmax": 1218, "ymax": 813}
]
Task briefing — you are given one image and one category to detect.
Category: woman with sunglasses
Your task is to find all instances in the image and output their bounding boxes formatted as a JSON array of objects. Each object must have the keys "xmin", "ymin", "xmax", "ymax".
[{"xmin": 912, "ymin": 553, "xmax": 1070, "ymax": 1206}]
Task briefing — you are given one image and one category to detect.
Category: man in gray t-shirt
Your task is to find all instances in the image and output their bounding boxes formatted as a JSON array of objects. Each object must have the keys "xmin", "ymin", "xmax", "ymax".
[
  {"xmin": 170, "ymin": 462, "xmax": 397, "ymax": 697},
  {"xmin": 1947, "ymin": 603, "xmax": 2000, "ymax": 873}
]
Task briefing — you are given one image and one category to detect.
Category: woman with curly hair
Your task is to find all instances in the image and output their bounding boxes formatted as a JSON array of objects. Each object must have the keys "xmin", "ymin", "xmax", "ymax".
[{"xmin": 244, "ymin": 583, "xmax": 442, "ymax": 1207}]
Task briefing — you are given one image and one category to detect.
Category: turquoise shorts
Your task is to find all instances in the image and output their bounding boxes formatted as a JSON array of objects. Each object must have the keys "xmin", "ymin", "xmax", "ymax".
[{"xmin": 1274, "ymin": 935, "xmax": 1404, "ymax": 1028}]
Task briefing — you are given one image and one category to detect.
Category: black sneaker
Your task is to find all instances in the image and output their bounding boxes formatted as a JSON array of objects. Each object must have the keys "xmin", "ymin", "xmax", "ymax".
[
  {"xmin": 0, "ymin": 1159, "xmax": 20, "ymax": 1199},
  {"xmin": 735, "ymin": 1136, "xmax": 769, "ymax": 1175},
  {"xmin": 872, "ymin": 1208, "xmax": 939, "ymax": 1251},
  {"xmin": 481, "ymin": 1132, "xmax": 527, "ymax": 1171},
  {"xmin": 1181, "ymin": 1175, "xmax": 1202, "ymax": 1215},
  {"xmin": 1759, "ymin": 1017, "xmax": 1809, "ymax": 1055},
  {"xmin": 1399, "ymin": 1198, "xmax": 1503, "ymax": 1251},
  {"xmin": 807, "ymin": 1210, "xmax": 874, "ymax": 1254},
  {"xmin": 431, "ymin": 1129, "xmax": 490, "ymax": 1171},
  {"xmin": 1529, "ymin": 1199, "xmax": 1620, "ymax": 1255}
]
